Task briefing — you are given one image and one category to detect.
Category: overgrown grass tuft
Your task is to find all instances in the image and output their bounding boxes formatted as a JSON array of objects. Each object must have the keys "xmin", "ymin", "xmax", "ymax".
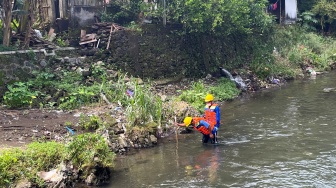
[
  {"xmin": 78, "ymin": 114, "xmax": 103, "ymax": 130},
  {"xmin": 0, "ymin": 142, "xmax": 65, "ymax": 187},
  {"xmin": 0, "ymin": 134, "xmax": 115, "ymax": 187},
  {"xmin": 125, "ymin": 80, "xmax": 163, "ymax": 128},
  {"xmin": 179, "ymin": 81, "xmax": 207, "ymax": 112},
  {"xmin": 65, "ymin": 133, "xmax": 115, "ymax": 177},
  {"xmin": 209, "ymin": 78, "xmax": 241, "ymax": 101}
]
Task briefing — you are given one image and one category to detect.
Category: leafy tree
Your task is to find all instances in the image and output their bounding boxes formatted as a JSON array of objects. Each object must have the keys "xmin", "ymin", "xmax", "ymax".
[
  {"xmin": 312, "ymin": 0, "xmax": 336, "ymax": 32},
  {"xmin": 167, "ymin": 0, "xmax": 272, "ymax": 36},
  {"xmin": 298, "ymin": 0, "xmax": 317, "ymax": 13},
  {"xmin": 298, "ymin": 11, "xmax": 318, "ymax": 31}
]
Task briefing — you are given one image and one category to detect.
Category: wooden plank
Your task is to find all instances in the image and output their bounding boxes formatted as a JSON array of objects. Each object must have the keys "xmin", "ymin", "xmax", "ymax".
[
  {"xmin": 59, "ymin": 0, "xmax": 67, "ymax": 18},
  {"xmin": 79, "ymin": 39, "xmax": 97, "ymax": 45},
  {"xmin": 48, "ymin": 0, "xmax": 56, "ymax": 22},
  {"xmin": 80, "ymin": 30, "xmax": 86, "ymax": 39}
]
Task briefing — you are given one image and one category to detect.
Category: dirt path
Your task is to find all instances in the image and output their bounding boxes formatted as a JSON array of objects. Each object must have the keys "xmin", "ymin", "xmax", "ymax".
[{"xmin": 0, "ymin": 108, "xmax": 82, "ymax": 149}]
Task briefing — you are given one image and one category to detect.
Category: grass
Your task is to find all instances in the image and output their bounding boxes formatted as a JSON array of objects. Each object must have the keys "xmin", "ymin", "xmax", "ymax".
[
  {"xmin": 0, "ymin": 133, "xmax": 115, "ymax": 187},
  {"xmin": 0, "ymin": 141, "xmax": 65, "ymax": 187},
  {"xmin": 272, "ymin": 25, "xmax": 336, "ymax": 72},
  {"xmin": 179, "ymin": 79, "xmax": 240, "ymax": 113}
]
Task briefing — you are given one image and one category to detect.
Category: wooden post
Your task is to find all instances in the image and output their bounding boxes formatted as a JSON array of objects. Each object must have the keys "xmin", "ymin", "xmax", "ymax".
[
  {"xmin": 2, "ymin": 0, "xmax": 13, "ymax": 46},
  {"xmin": 59, "ymin": 0, "xmax": 67, "ymax": 18},
  {"xmin": 70, "ymin": 0, "xmax": 75, "ymax": 28},
  {"xmin": 48, "ymin": 0, "xmax": 56, "ymax": 22},
  {"xmin": 106, "ymin": 24, "xmax": 114, "ymax": 50},
  {"xmin": 174, "ymin": 116, "xmax": 178, "ymax": 144},
  {"xmin": 280, "ymin": 0, "xmax": 282, "ymax": 24},
  {"xmin": 163, "ymin": 0, "xmax": 166, "ymax": 26}
]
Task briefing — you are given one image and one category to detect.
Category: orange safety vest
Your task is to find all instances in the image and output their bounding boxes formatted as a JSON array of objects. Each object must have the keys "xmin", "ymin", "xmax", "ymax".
[
  {"xmin": 192, "ymin": 117, "xmax": 214, "ymax": 135},
  {"xmin": 205, "ymin": 103, "xmax": 219, "ymax": 125}
]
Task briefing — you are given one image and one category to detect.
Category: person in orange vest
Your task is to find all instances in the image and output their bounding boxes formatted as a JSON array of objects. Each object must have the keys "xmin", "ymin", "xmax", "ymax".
[
  {"xmin": 204, "ymin": 94, "xmax": 220, "ymax": 143},
  {"xmin": 175, "ymin": 116, "xmax": 217, "ymax": 144}
]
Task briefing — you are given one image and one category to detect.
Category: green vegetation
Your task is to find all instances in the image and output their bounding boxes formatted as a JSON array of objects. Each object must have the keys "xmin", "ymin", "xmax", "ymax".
[
  {"xmin": 65, "ymin": 133, "xmax": 115, "ymax": 177},
  {"xmin": 179, "ymin": 79, "xmax": 240, "ymax": 112},
  {"xmin": 0, "ymin": 134, "xmax": 115, "ymax": 187},
  {"xmin": 125, "ymin": 81, "xmax": 163, "ymax": 127},
  {"xmin": 2, "ymin": 0, "xmax": 336, "ymax": 186},
  {"xmin": 3, "ymin": 82, "xmax": 38, "ymax": 108},
  {"xmin": 168, "ymin": 0, "xmax": 272, "ymax": 36},
  {"xmin": 0, "ymin": 142, "xmax": 65, "ymax": 186},
  {"xmin": 79, "ymin": 114, "xmax": 103, "ymax": 130},
  {"xmin": 273, "ymin": 26, "xmax": 336, "ymax": 72},
  {"xmin": 2, "ymin": 66, "xmax": 166, "ymax": 129}
]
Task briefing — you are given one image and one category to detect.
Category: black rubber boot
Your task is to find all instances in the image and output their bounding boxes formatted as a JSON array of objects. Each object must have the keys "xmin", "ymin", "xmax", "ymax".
[{"xmin": 202, "ymin": 134, "xmax": 210, "ymax": 143}]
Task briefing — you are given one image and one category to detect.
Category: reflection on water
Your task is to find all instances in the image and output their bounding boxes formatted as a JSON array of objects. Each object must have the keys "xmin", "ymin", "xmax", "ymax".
[{"xmin": 107, "ymin": 71, "xmax": 336, "ymax": 188}]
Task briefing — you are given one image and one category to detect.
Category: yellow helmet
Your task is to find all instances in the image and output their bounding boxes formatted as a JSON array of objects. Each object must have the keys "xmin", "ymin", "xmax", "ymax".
[
  {"xmin": 205, "ymin": 94, "xmax": 214, "ymax": 102},
  {"xmin": 183, "ymin": 117, "xmax": 193, "ymax": 127}
]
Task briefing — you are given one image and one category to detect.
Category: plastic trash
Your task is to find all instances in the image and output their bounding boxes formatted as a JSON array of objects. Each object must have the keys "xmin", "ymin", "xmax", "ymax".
[
  {"xmin": 65, "ymin": 126, "xmax": 75, "ymax": 135},
  {"xmin": 126, "ymin": 89, "xmax": 134, "ymax": 97}
]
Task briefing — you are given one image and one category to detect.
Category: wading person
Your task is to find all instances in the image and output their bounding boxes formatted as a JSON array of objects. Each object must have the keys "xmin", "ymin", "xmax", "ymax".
[
  {"xmin": 204, "ymin": 94, "xmax": 220, "ymax": 143},
  {"xmin": 175, "ymin": 116, "xmax": 217, "ymax": 144}
]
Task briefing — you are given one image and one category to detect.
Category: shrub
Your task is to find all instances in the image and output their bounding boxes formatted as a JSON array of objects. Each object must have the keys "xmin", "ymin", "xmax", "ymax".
[
  {"xmin": 178, "ymin": 81, "xmax": 207, "ymax": 112},
  {"xmin": 78, "ymin": 114, "xmax": 103, "ymax": 130},
  {"xmin": 209, "ymin": 78, "xmax": 240, "ymax": 101},
  {"xmin": 0, "ymin": 148, "xmax": 22, "ymax": 186},
  {"xmin": 125, "ymin": 80, "xmax": 163, "ymax": 127},
  {"xmin": 3, "ymin": 82, "xmax": 38, "ymax": 108},
  {"xmin": 0, "ymin": 141, "xmax": 65, "ymax": 187},
  {"xmin": 65, "ymin": 133, "xmax": 115, "ymax": 177}
]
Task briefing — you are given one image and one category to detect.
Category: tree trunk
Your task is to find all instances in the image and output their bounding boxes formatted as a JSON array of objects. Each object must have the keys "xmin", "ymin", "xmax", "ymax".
[
  {"xmin": 18, "ymin": 1, "xmax": 30, "ymax": 34},
  {"xmin": 2, "ymin": 0, "xmax": 13, "ymax": 46},
  {"xmin": 23, "ymin": 0, "xmax": 34, "ymax": 48}
]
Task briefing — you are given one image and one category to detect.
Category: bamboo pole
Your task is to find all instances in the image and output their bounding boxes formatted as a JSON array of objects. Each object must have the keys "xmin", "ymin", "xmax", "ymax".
[
  {"xmin": 174, "ymin": 116, "xmax": 178, "ymax": 144},
  {"xmin": 106, "ymin": 24, "xmax": 114, "ymax": 50}
]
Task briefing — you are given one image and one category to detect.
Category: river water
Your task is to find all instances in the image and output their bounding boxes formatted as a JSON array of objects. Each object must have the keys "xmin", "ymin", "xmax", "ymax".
[{"xmin": 107, "ymin": 71, "xmax": 336, "ymax": 188}]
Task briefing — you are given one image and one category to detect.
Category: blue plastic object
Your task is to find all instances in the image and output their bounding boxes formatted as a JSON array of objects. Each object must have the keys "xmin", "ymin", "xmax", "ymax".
[{"xmin": 66, "ymin": 126, "xmax": 75, "ymax": 135}]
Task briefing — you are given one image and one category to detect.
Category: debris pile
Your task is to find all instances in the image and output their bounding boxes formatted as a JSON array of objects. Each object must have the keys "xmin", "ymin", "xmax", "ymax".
[
  {"xmin": 11, "ymin": 29, "xmax": 56, "ymax": 49},
  {"xmin": 88, "ymin": 22, "xmax": 124, "ymax": 49}
]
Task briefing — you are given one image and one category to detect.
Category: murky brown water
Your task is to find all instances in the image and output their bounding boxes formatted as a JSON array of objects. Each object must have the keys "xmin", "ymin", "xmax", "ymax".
[{"xmin": 106, "ymin": 71, "xmax": 336, "ymax": 187}]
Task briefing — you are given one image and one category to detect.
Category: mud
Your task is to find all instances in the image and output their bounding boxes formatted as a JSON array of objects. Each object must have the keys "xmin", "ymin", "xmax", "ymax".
[
  {"xmin": 0, "ymin": 108, "xmax": 83, "ymax": 149},
  {"xmin": 0, "ymin": 105, "xmax": 119, "ymax": 150}
]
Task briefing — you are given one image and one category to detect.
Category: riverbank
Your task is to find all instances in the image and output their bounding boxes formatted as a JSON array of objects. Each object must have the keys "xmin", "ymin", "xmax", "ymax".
[
  {"xmin": 2, "ymin": 24, "xmax": 336, "ymax": 187},
  {"xmin": 1, "ymin": 63, "xmax": 334, "ymax": 187}
]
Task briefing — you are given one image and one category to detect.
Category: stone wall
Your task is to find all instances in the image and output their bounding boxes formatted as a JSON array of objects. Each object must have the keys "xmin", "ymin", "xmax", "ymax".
[
  {"xmin": 0, "ymin": 53, "xmax": 43, "ymax": 97},
  {"xmin": 0, "ymin": 23, "xmax": 256, "ymax": 99},
  {"xmin": 90, "ymin": 23, "xmax": 190, "ymax": 79}
]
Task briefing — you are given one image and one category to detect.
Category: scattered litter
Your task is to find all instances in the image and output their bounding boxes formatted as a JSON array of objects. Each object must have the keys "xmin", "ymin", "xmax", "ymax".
[
  {"xmin": 126, "ymin": 89, "xmax": 134, "ymax": 97},
  {"xmin": 306, "ymin": 67, "xmax": 317, "ymax": 76},
  {"xmin": 73, "ymin": 112, "xmax": 81, "ymax": 117},
  {"xmin": 37, "ymin": 169, "xmax": 63, "ymax": 182},
  {"xmin": 34, "ymin": 29, "xmax": 42, "ymax": 38},
  {"xmin": 271, "ymin": 78, "xmax": 281, "ymax": 86},
  {"xmin": 44, "ymin": 131, "xmax": 51, "ymax": 136},
  {"xmin": 65, "ymin": 126, "xmax": 75, "ymax": 135},
  {"xmin": 323, "ymin": 88, "xmax": 336, "ymax": 92}
]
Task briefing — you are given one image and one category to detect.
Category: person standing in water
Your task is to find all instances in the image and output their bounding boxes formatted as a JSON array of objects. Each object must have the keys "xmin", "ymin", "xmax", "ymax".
[{"xmin": 204, "ymin": 94, "xmax": 220, "ymax": 143}]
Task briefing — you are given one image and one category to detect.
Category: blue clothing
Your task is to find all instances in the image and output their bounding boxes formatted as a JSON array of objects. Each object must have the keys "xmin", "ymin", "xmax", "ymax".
[{"xmin": 198, "ymin": 120, "xmax": 210, "ymax": 129}]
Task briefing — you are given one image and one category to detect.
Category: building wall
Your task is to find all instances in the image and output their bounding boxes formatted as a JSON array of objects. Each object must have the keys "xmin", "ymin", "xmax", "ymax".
[{"xmin": 285, "ymin": 0, "xmax": 297, "ymax": 19}]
